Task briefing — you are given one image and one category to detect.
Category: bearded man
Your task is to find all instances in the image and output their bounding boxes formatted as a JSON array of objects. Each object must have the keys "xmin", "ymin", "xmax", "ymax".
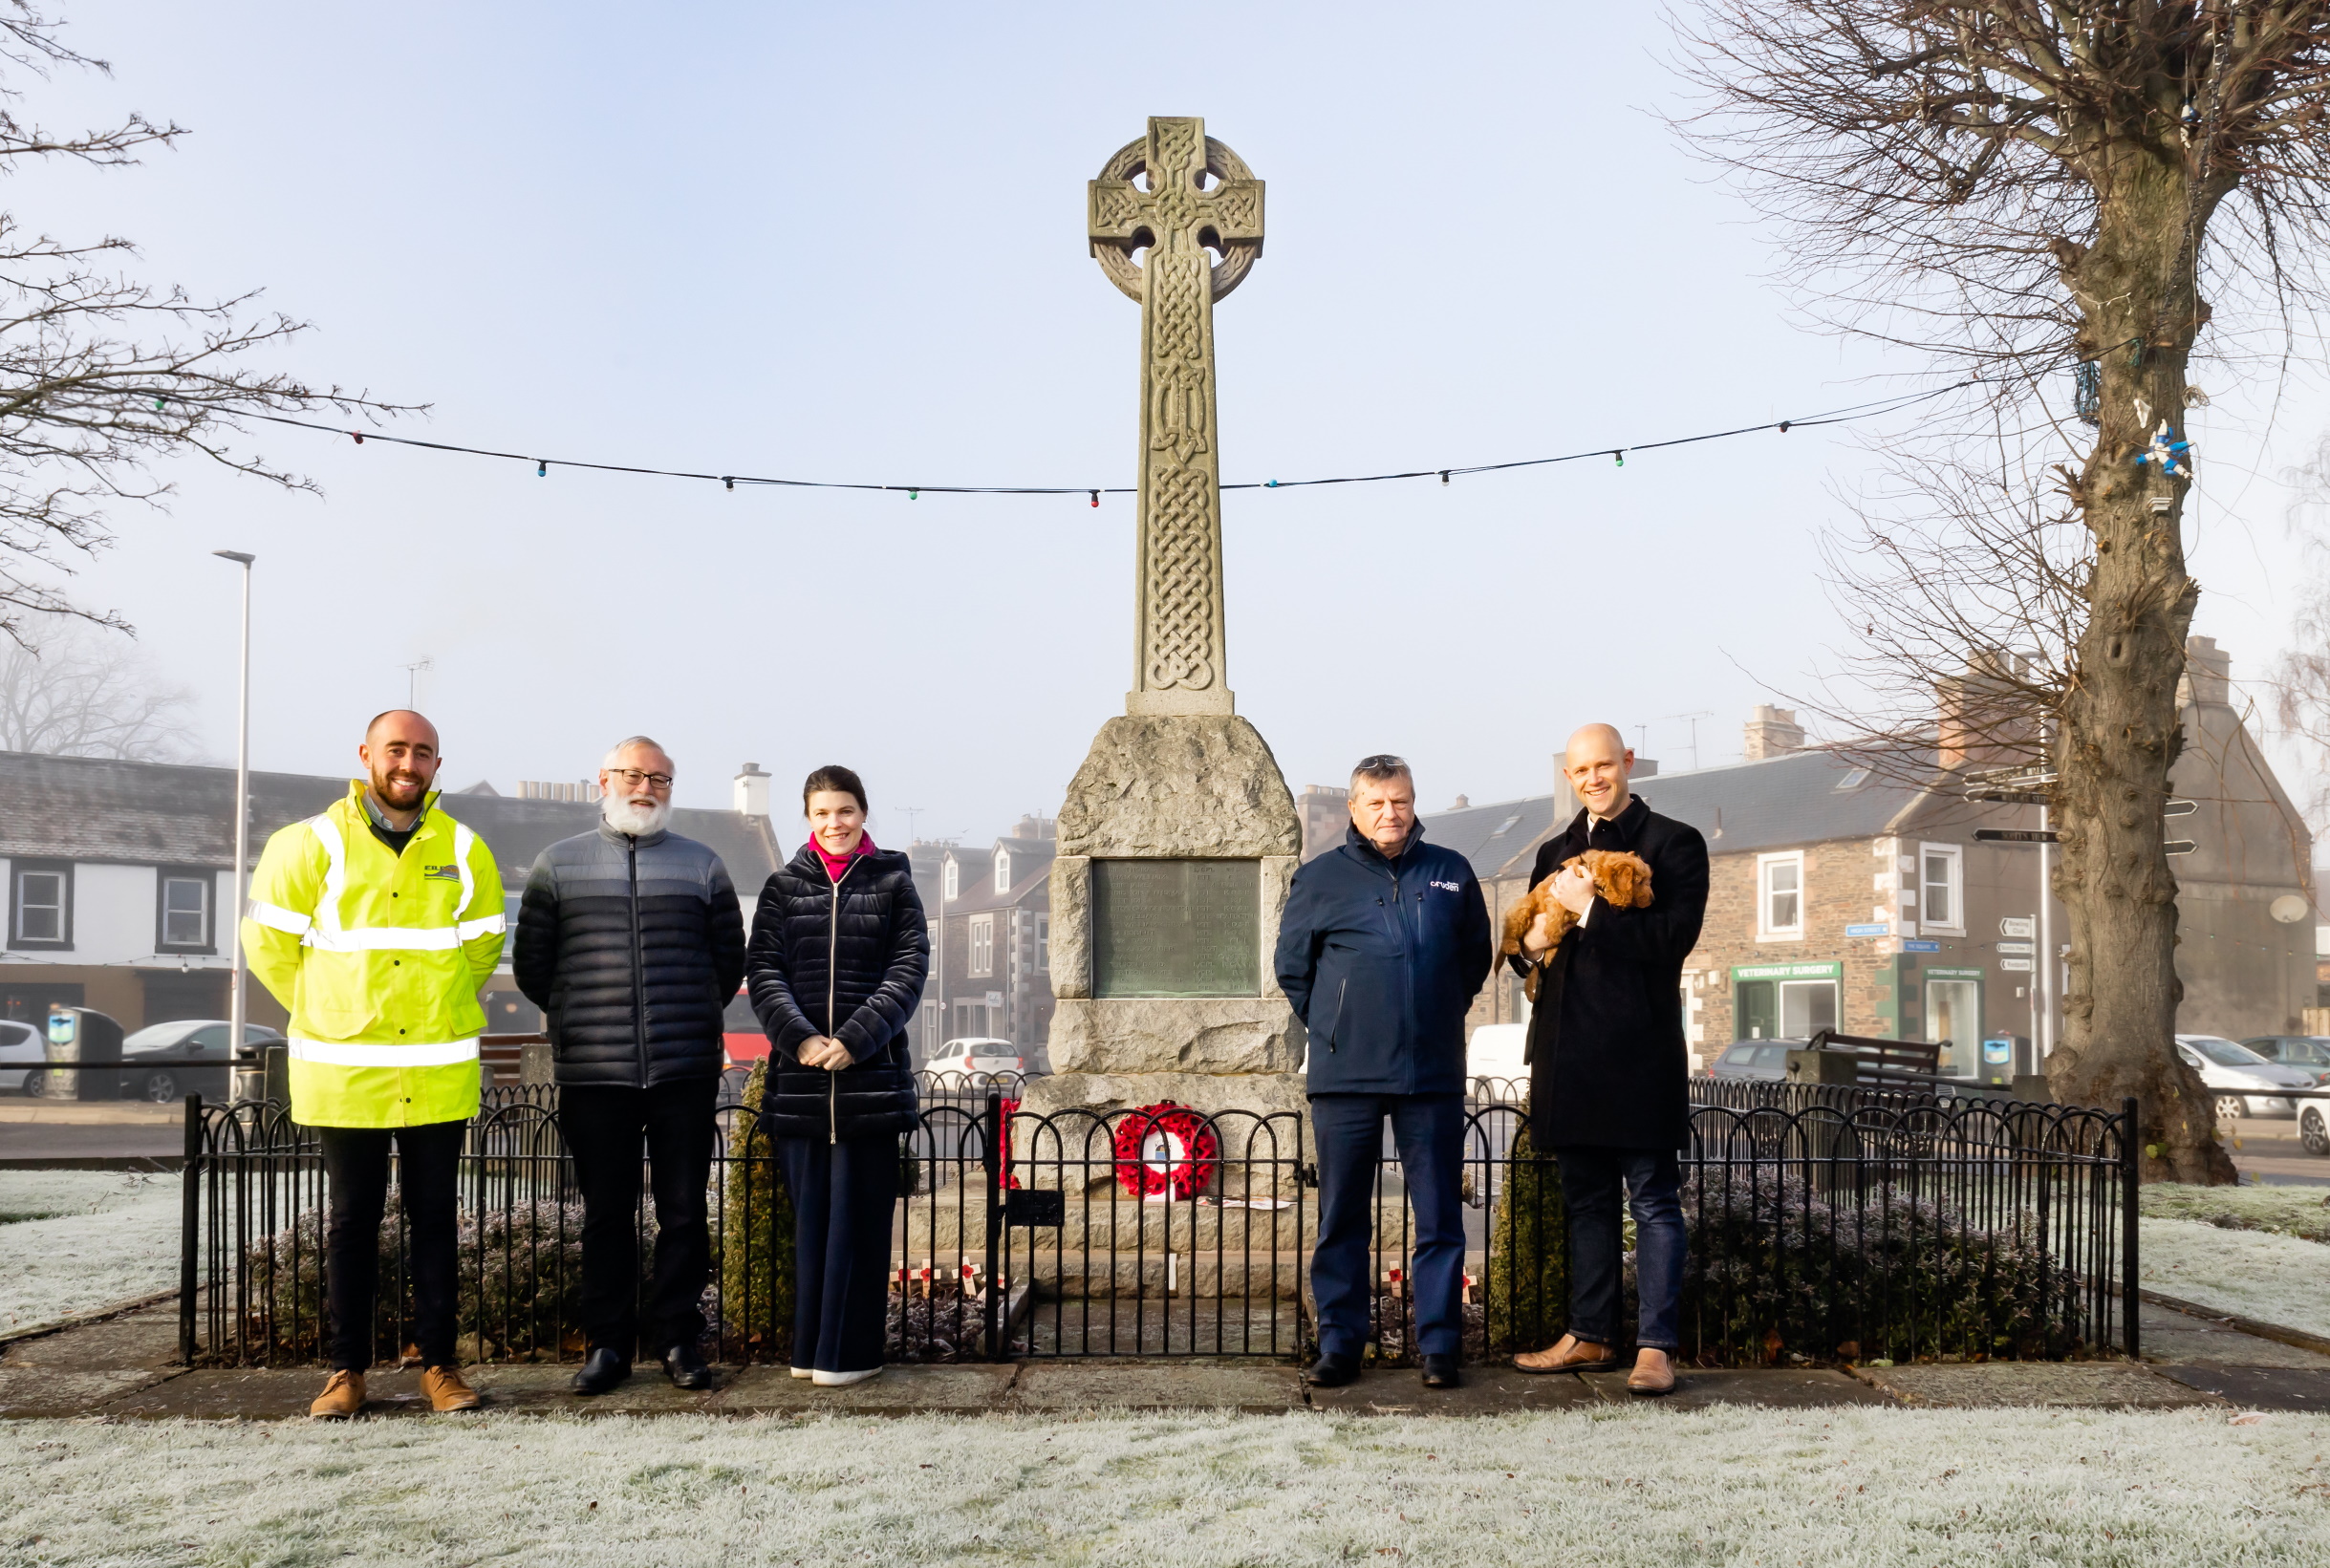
[{"xmin": 514, "ymin": 736, "xmax": 746, "ymax": 1394}]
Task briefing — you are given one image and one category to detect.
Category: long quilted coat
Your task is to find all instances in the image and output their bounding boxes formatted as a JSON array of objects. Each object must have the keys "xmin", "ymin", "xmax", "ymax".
[{"xmin": 745, "ymin": 843, "xmax": 928, "ymax": 1140}]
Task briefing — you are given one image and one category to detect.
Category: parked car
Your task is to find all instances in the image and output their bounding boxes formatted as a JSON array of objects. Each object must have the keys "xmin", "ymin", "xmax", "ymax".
[
  {"xmin": 925, "ymin": 1038, "xmax": 1024, "ymax": 1079},
  {"xmin": 0, "ymin": 1019, "xmax": 41, "ymax": 1094},
  {"xmin": 2241, "ymin": 1036, "xmax": 2330, "ymax": 1085},
  {"xmin": 1703, "ymin": 1039, "xmax": 1807, "ymax": 1083},
  {"xmin": 119, "ymin": 1020, "xmax": 283, "ymax": 1104},
  {"xmin": 2174, "ymin": 1034, "xmax": 2312, "ymax": 1119}
]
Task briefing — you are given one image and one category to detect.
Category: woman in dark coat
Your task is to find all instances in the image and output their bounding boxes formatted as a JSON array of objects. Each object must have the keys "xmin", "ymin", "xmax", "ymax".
[{"xmin": 746, "ymin": 764, "xmax": 927, "ymax": 1386}]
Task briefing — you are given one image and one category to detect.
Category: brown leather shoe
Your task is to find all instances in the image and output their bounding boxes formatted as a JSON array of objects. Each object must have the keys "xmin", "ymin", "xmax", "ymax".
[
  {"xmin": 1514, "ymin": 1334, "xmax": 1618, "ymax": 1374},
  {"xmin": 1627, "ymin": 1349, "xmax": 1677, "ymax": 1396},
  {"xmin": 421, "ymin": 1364, "xmax": 482, "ymax": 1412},
  {"xmin": 310, "ymin": 1369, "xmax": 365, "ymax": 1420}
]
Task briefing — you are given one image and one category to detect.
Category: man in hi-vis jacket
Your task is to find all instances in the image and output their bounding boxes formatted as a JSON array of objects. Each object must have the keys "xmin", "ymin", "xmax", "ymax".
[
  {"xmin": 244, "ymin": 710, "xmax": 506, "ymax": 1420},
  {"xmin": 1275, "ymin": 754, "xmax": 1492, "ymax": 1391}
]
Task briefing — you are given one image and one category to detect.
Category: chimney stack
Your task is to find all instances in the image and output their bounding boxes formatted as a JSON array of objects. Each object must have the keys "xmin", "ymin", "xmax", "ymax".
[
  {"xmin": 733, "ymin": 762, "xmax": 770, "ymax": 818},
  {"xmin": 1741, "ymin": 705, "xmax": 1805, "ymax": 761},
  {"xmin": 2178, "ymin": 635, "xmax": 2232, "ymax": 709}
]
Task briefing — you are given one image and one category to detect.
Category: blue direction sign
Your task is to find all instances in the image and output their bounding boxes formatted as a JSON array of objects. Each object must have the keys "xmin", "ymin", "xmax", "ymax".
[
  {"xmin": 1845, "ymin": 923, "xmax": 1889, "ymax": 936},
  {"xmin": 1902, "ymin": 939, "xmax": 1941, "ymax": 953}
]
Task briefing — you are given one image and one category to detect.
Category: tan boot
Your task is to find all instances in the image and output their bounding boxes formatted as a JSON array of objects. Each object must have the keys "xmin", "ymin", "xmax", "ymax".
[
  {"xmin": 421, "ymin": 1364, "xmax": 482, "ymax": 1412},
  {"xmin": 1514, "ymin": 1334, "xmax": 1617, "ymax": 1374},
  {"xmin": 310, "ymin": 1369, "xmax": 366, "ymax": 1420}
]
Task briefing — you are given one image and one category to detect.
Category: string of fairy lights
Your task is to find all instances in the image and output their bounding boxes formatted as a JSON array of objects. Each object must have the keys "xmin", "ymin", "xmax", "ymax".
[{"xmin": 222, "ymin": 341, "xmax": 2132, "ymax": 506}]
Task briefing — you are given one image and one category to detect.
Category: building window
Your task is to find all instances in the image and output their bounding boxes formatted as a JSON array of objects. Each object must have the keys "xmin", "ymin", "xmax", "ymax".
[
  {"xmin": 8, "ymin": 862, "xmax": 71, "ymax": 950},
  {"xmin": 1757, "ymin": 852, "xmax": 1804, "ymax": 939},
  {"xmin": 994, "ymin": 849, "xmax": 1011, "ymax": 894},
  {"xmin": 1035, "ymin": 914, "xmax": 1050, "ymax": 974},
  {"xmin": 156, "ymin": 870, "xmax": 215, "ymax": 953},
  {"xmin": 969, "ymin": 914, "xmax": 994, "ymax": 977},
  {"xmin": 1919, "ymin": 844, "xmax": 1964, "ymax": 933},
  {"xmin": 942, "ymin": 858, "xmax": 959, "ymax": 902},
  {"xmin": 1926, "ymin": 974, "xmax": 1983, "ymax": 1076}
]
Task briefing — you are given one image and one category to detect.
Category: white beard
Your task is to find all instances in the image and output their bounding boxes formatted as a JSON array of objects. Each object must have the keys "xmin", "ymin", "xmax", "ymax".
[{"xmin": 602, "ymin": 795, "xmax": 671, "ymax": 836}]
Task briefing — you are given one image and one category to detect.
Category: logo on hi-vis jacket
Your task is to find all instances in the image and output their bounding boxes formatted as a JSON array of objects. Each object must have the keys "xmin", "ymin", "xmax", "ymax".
[{"xmin": 422, "ymin": 864, "xmax": 462, "ymax": 882}]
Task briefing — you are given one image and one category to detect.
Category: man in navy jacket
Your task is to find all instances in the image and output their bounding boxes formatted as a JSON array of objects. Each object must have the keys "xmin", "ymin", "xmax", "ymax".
[{"xmin": 1275, "ymin": 755, "xmax": 1492, "ymax": 1389}]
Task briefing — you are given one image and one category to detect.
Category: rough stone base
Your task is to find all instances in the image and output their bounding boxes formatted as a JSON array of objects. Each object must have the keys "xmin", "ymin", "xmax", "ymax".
[{"xmin": 1046, "ymin": 998, "xmax": 1305, "ymax": 1076}]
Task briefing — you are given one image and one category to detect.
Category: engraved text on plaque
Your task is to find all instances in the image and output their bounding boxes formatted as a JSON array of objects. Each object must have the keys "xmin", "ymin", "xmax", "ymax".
[{"xmin": 1090, "ymin": 858, "xmax": 1261, "ymax": 999}]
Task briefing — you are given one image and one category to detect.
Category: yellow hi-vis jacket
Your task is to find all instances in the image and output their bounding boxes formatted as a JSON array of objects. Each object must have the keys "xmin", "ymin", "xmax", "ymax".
[{"xmin": 242, "ymin": 783, "xmax": 507, "ymax": 1128}]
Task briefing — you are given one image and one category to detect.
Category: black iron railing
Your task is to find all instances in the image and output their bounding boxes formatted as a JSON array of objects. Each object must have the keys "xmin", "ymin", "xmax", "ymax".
[{"xmin": 179, "ymin": 1085, "xmax": 2138, "ymax": 1368}]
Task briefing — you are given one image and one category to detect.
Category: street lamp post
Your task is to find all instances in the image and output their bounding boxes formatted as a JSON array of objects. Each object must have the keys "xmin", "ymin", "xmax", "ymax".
[{"xmin": 213, "ymin": 551, "xmax": 254, "ymax": 1068}]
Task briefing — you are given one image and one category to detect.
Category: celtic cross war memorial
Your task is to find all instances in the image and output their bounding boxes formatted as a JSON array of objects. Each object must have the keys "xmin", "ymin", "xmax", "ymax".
[{"xmin": 1029, "ymin": 117, "xmax": 1306, "ymax": 1127}]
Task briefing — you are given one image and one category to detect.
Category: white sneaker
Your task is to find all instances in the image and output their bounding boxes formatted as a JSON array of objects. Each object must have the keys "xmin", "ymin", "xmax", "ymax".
[
  {"xmin": 811, "ymin": 1366, "xmax": 884, "ymax": 1388},
  {"xmin": 788, "ymin": 1367, "xmax": 813, "ymax": 1380}
]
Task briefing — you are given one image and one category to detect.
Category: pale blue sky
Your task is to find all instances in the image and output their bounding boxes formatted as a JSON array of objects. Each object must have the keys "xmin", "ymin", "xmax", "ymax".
[{"xmin": 16, "ymin": 2, "xmax": 2327, "ymax": 847}]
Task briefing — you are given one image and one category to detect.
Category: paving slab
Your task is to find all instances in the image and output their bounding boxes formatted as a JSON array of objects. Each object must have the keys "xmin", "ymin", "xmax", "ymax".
[
  {"xmin": 1008, "ymin": 1359, "xmax": 1300, "ymax": 1413},
  {"xmin": 0, "ymin": 1365, "xmax": 178, "ymax": 1417},
  {"xmin": 0, "ymin": 1302, "xmax": 183, "ymax": 1370},
  {"xmin": 712, "ymin": 1363, "xmax": 1018, "ymax": 1416},
  {"xmin": 1305, "ymin": 1365, "xmax": 1607, "ymax": 1416},
  {"xmin": 1854, "ymin": 1362, "xmax": 2219, "ymax": 1408},
  {"xmin": 1577, "ymin": 1367, "xmax": 1894, "ymax": 1410},
  {"xmin": 97, "ymin": 1367, "xmax": 319, "ymax": 1420},
  {"xmin": 2153, "ymin": 1364, "xmax": 2330, "ymax": 1412}
]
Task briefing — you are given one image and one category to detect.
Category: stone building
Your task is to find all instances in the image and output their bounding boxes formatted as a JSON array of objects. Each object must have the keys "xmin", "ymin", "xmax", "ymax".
[
  {"xmin": 923, "ymin": 816, "xmax": 1057, "ymax": 1066},
  {"xmin": 0, "ymin": 750, "xmax": 785, "ymax": 1037},
  {"xmin": 1422, "ymin": 640, "xmax": 2315, "ymax": 1079}
]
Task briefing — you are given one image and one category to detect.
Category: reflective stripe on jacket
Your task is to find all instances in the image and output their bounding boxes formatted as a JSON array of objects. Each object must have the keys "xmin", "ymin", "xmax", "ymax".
[{"xmin": 242, "ymin": 782, "xmax": 507, "ymax": 1128}]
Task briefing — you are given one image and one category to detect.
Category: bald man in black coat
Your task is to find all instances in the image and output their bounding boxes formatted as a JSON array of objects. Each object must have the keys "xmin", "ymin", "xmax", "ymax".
[{"xmin": 1507, "ymin": 723, "xmax": 1708, "ymax": 1394}]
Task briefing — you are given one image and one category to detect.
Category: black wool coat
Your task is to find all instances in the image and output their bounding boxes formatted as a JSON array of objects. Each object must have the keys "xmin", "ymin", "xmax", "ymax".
[
  {"xmin": 1516, "ymin": 795, "xmax": 1710, "ymax": 1150},
  {"xmin": 513, "ymin": 824, "xmax": 747, "ymax": 1089},
  {"xmin": 745, "ymin": 844, "xmax": 928, "ymax": 1140}
]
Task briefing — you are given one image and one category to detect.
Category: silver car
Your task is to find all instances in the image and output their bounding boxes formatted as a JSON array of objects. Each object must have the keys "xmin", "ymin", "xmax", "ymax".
[
  {"xmin": 0, "ymin": 1020, "xmax": 41, "ymax": 1094},
  {"xmin": 2176, "ymin": 1035, "xmax": 2315, "ymax": 1120}
]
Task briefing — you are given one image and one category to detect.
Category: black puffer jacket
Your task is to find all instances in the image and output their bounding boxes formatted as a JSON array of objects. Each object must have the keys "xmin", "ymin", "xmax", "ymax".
[
  {"xmin": 513, "ymin": 824, "xmax": 747, "ymax": 1087},
  {"xmin": 746, "ymin": 843, "xmax": 927, "ymax": 1139}
]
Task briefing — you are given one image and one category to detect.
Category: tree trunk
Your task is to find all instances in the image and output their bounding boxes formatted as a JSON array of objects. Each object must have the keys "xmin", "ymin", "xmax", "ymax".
[{"xmin": 2046, "ymin": 137, "xmax": 2235, "ymax": 1184}]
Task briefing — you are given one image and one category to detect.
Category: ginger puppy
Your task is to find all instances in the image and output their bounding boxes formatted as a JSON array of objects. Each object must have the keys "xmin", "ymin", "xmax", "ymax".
[{"xmin": 1498, "ymin": 849, "xmax": 1654, "ymax": 999}]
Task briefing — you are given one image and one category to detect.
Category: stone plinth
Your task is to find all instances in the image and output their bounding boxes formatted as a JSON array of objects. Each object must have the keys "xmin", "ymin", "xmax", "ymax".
[{"xmin": 1046, "ymin": 714, "xmax": 1305, "ymax": 1129}]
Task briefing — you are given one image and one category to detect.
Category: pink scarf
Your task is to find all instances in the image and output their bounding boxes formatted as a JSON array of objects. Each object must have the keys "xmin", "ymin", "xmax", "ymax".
[{"xmin": 812, "ymin": 831, "xmax": 876, "ymax": 884}]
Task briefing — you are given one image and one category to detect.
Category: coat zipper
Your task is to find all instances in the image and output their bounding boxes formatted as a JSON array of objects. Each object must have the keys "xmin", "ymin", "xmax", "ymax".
[
  {"xmin": 626, "ymin": 838, "xmax": 648, "ymax": 1089},
  {"xmin": 827, "ymin": 856, "xmax": 855, "ymax": 1145}
]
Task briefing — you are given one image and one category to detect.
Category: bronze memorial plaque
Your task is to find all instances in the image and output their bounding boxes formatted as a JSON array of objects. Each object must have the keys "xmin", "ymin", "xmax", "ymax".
[{"xmin": 1091, "ymin": 858, "xmax": 1261, "ymax": 998}]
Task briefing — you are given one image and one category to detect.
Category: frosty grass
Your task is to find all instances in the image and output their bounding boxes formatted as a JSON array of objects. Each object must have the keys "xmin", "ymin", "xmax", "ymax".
[{"xmin": 0, "ymin": 1171, "xmax": 180, "ymax": 1337}]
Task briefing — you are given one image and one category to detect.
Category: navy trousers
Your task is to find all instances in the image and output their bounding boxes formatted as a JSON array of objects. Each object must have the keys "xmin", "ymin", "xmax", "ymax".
[
  {"xmin": 1308, "ymin": 1093, "xmax": 1467, "ymax": 1360},
  {"xmin": 777, "ymin": 1133, "xmax": 899, "ymax": 1374}
]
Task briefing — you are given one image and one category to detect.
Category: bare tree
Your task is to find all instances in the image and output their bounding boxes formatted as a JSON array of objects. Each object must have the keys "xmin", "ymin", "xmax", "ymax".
[
  {"xmin": 0, "ymin": 619, "xmax": 195, "ymax": 757},
  {"xmin": 0, "ymin": 4, "xmax": 410, "ymax": 643},
  {"xmin": 1679, "ymin": 2, "xmax": 2330, "ymax": 1181}
]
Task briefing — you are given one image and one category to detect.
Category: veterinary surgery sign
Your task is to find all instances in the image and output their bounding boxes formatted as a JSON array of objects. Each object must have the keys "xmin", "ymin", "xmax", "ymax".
[{"xmin": 1730, "ymin": 961, "xmax": 1843, "ymax": 982}]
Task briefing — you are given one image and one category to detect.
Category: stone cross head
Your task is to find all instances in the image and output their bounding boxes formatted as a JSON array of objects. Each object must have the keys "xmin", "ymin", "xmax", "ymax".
[{"xmin": 1088, "ymin": 118, "xmax": 1264, "ymax": 304}]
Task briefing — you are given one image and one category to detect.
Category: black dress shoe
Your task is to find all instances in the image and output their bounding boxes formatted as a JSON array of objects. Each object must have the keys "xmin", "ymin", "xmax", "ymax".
[
  {"xmin": 1421, "ymin": 1353, "xmax": 1462, "ymax": 1389},
  {"xmin": 571, "ymin": 1347, "xmax": 630, "ymax": 1395},
  {"xmin": 662, "ymin": 1341, "xmax": 713, "ymax": 1390},
  {"xmin": 1305, "ymin": 1351, "xmax": 1361, "ymax": 1387}
]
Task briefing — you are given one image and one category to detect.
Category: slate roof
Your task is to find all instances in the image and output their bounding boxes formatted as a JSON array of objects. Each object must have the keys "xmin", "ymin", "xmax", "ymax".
[
  {"xmin": 1421, "ymin": 749, "xmax": 1936, "ymax": 884},
  {"xmin": 0, "ymin": 750, "xmax": 785, "ymax": 889}
]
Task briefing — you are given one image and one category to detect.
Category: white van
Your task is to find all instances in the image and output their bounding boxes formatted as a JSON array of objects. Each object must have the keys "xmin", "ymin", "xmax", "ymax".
[{"xmin": 1467, "ymin": 1022, "xmax": 1528, "ymax": 1085}]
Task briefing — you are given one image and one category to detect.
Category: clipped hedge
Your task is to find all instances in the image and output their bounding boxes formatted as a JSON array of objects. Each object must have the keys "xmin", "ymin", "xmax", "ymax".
[{"xmin": 1483, "ymin": 1121, "xmax": 1567, "ymax": 1352}]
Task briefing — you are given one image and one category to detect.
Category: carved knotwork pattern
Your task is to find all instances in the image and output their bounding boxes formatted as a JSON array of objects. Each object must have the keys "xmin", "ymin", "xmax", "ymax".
[{"xmin": 1145, "ymin": 466, "xmax": 1218, "ymax": 691}]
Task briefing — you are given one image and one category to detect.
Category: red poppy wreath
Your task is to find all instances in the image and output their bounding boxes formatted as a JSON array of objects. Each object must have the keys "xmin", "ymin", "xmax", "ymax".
[{"xmin": 1111, "ymin": 1102, "xmax": 1219, "ymax": 1201}]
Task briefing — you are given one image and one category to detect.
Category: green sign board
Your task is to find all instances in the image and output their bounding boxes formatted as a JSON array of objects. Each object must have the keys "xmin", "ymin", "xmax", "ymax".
[
  {"xmin": 1731, "ymin": 960, "xmax": 1843, "ymax": 982},
  {"xmin": 1924, "ymin": 967, "xmax": 1985, "ymax": 979}
]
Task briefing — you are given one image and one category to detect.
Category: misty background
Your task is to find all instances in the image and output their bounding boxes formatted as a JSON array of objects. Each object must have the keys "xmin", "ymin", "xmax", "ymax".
[{"xmin": 11, "ymin": 1, "xmax": 2328, "ymax": 848}]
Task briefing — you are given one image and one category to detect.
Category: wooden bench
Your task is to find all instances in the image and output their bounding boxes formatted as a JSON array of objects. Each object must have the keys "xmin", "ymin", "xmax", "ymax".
[{"xmin": 1801, "ymin": 1028, "xmax": 1943, "ymax": 1087}]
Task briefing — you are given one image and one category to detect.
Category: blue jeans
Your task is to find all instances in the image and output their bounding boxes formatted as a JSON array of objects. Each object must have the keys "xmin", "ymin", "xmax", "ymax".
[
  {"xmin": 1309, "ymin": 1093, "xmax": 1466, "ymax": 1359},
  {"xmin": 1556, "ymin": 1147, "xmax": 1685, "ymax": 1353}
]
